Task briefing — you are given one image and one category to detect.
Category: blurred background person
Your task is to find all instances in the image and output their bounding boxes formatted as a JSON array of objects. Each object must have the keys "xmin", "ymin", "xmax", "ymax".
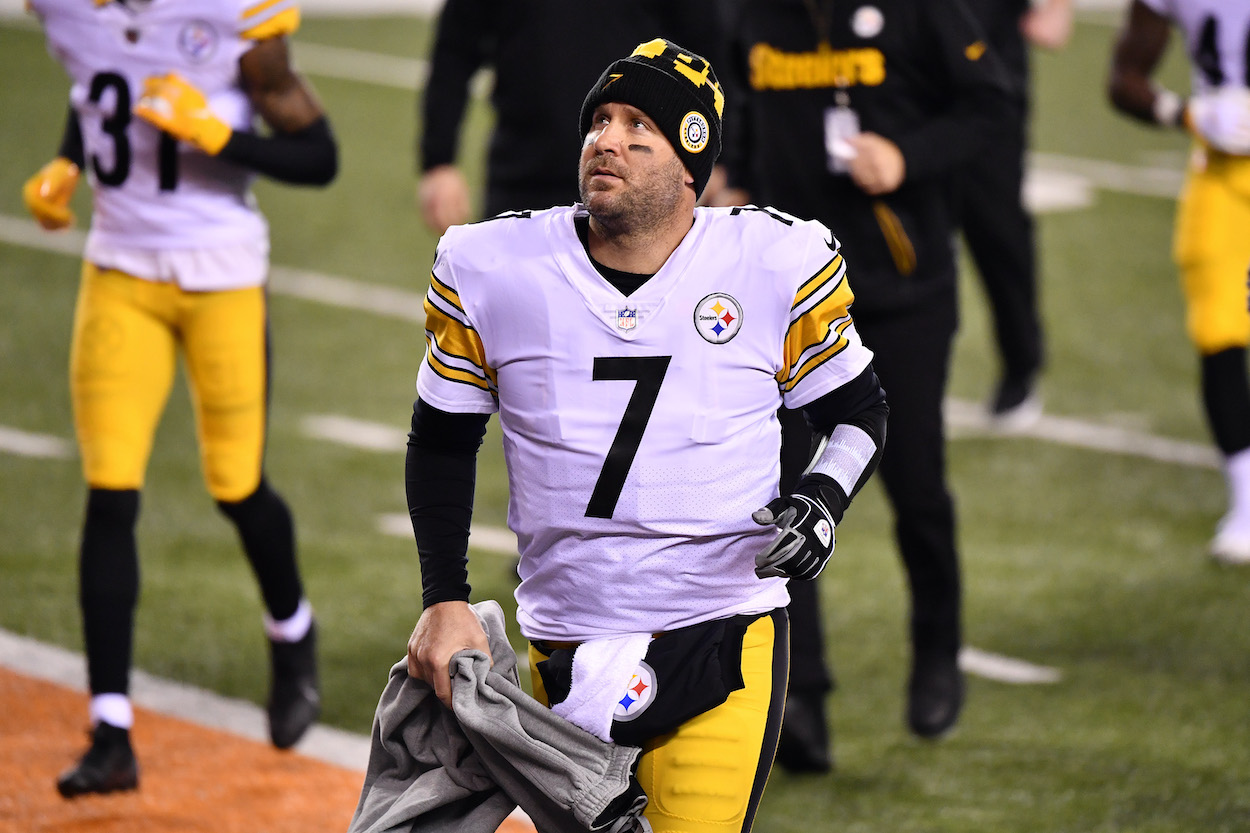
[
  {"xmin": 22, "ymin": 0, "xmax": 336, "ymax": 798},
  {"xmin": 1109, "ymin": 0, "xmax": 1250, "ymax": 565},
  {"xmin": 960, "ymin": 0, "xmax": 1072, "ymax": 427},
  {"xmin": 715, "ymin": 0, "xmax": 1013, "ymax": 765},
  {"xmin": 415, "ymin": 0, "xmax": 724, "ymax": 234}
]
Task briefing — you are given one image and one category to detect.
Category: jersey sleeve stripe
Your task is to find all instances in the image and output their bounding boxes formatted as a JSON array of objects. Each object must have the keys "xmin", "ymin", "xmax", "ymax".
[
  {"xmin": 778, "ymin": 314, "xmax": 855, "ymax": 392},
  {"xmin": 780, "ymin": 251, "xmax": 857, "ymax": 392},
  {"xmin": 428, "ymin": 271, "xmax": 466, "ymax": 316},
  {"xmin": 793, "ymin": 254, "xmax": 846, "ymax": 312},
  {"xmin": 422, "ymin": 275, "xmax": 497, "ymax": 394},
  {"xmin": 239, "ymin": 0, "xmax": 300, "ymax": 40},
  {"xmin": 423, "ymin": 337, "xmax": 498, "ymax": 394}
]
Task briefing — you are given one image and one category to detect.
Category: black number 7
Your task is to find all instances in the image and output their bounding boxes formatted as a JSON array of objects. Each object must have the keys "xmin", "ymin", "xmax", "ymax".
[{"xmin": 586, "ymin": 356, "xmax": 671, "ymax": 519}]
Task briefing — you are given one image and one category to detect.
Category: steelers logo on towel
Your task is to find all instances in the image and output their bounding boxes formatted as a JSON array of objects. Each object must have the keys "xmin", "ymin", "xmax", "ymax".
[
  {"xmin": 680, "ymin": 111, "xmax": 710, "ymax": 154},
  {"xmin": 614, "ymin": 660, "xmax": 656, "ymax": 722},
  {"xmin": 694, "ymin": 292, "xmax": 743, "ymax": 344}
]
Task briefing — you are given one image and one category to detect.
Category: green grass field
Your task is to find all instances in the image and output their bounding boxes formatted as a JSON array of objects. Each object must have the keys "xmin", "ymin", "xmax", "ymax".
[{"xmin": 2, "ymin": 7, "xmax": 1248, "ymax": 831}]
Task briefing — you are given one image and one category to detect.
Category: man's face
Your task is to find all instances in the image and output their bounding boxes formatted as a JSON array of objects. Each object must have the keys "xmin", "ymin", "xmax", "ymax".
[{"xmin": 578, "ymin": 101, "xmax": 692, "ymax": 232}]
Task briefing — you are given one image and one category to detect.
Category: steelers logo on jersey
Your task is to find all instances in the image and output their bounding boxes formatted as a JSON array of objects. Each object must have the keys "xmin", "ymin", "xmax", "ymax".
[
  {"xmin": 178, "ymin": 20, "xmax": 218, "ymax": 63},
  {"xmin": 694, "ymin": 292, "xmax": 743, "ymax": 344},
  {"xmin": 613, "ymin": 660, "xmax": 657, "ymax": 722},
  {"xmin": 680, "ymin": 111, "xmax": 710, "ymax": 154}
]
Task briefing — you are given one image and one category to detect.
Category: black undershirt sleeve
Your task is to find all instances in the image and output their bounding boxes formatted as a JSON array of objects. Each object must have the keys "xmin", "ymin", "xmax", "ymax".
[
  {"xmin": 797, "ymin": 364, "xmax": 889, "ymax": 524},
  {"xmin": 58, "ymin": 105, "xmax": 85, "ymax": 168},
  {"xmin": 217, "ymin": 116, "xmax": 338, "ymax": 186},
  {"xmin": 405, "ymin": 397, "xmax": 490, "ymax": 607}
]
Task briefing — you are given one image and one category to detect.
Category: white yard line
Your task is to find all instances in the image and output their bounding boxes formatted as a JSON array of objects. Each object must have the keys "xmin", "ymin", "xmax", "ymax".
[
  {"xmin": 302, "ymin": 414, "xmax": 409, "ymax": 452},
  {"xmin": 944, "ymin": 398, "xmax": 1219, "ymax": 469},
  {"xmin": 960, "ymin": 647, "xmax": 1063, "ymax": 685},
  {"xmin": 0, "ymin": 425, "xmax": 74, "ymax": 459},
  {"xmin": 377, "ymin": 511, "xmax": 518, "ymax": 557},
  {"xmin": 0, "ymin": 215, "xmax": 426, "ymax": 324},
  {"xmin": 292, "ymin": 42, "xmax": 426, "ymax": 90},
  {"xmin": 1031, "ymin": 152, "xmax": 1185, "ymax": 200}
]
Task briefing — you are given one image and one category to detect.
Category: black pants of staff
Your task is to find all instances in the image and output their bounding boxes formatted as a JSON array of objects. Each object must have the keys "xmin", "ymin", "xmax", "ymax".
[
  {"xmin": 785, "ymin": 291, "xmax": 962, "ymax": 687},
  {"xmin": 957, "ymin": 105, "xmax": 1042, "ymax": 386}
]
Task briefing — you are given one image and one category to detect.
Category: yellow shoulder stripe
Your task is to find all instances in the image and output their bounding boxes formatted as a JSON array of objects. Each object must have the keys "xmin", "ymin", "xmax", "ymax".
[{"xmin": 241, "ymin": 6, "xmax": 300, "ymax": 40}]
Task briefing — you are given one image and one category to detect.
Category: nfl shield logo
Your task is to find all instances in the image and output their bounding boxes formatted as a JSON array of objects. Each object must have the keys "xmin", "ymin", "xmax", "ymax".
[{"xmin": 617, "ymin": 308, "xmax": 637, "ymax": 330}]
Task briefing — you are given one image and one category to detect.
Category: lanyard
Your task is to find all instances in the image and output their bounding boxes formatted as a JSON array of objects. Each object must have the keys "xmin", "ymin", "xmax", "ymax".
[{"xmin": 802, "ymin": 0, "xmax": 833, "ymax": 48}]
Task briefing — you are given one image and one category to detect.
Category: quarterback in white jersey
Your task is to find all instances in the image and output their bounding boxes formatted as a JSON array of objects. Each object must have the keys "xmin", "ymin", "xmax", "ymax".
[
  {"xmin": 421, "ymin": 203, "xmax": 871, "ymax": 641},
  {"xmin": 1110, "ymin": 1, "xmax": 1250, "ymax": 564},
  {"xmin": 404, "ymin": 38, "xmax": 886, "ymax": 833},
  {"xmin": 23, "ymin": 0, "xmax": 336, "ymax": 800}
]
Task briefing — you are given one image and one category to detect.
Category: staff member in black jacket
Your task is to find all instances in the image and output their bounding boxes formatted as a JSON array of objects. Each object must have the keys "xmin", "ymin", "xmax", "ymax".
[
  {"xmin": 960, "ymin": 0, "xmax": 1071, "ymax": 425},
  {"xmin": 716, "ymin": 0, "xmax": 1013, "ymax": 760},
  {"xmin": 416, "ymin": 0, "xmax": 723, "ymax": 234}
]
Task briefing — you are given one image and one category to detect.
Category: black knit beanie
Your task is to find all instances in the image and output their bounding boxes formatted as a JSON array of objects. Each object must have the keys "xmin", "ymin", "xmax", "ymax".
[{"xmin": 579, "ymin": 38, "xmax": 725, "ymax": 198}]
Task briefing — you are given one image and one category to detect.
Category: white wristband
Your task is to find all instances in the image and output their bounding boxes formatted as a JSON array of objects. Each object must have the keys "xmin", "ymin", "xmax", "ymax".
[
  {"xmin": 1152, "ymin": 87, "xmax": 1184, "ymax": 127},
  {"xmin": 803, "ymin": 424, "xmax": 877, "ymax": 497}
]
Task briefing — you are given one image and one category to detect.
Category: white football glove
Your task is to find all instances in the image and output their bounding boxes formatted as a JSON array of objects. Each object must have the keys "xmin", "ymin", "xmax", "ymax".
[
  {"xmin": 752, "ymin": 491, "xmax": 836, "ymax": 581},
  {"xmin": 1187, "ymin": 86, "xmax": 1250, "ymax": 155}
]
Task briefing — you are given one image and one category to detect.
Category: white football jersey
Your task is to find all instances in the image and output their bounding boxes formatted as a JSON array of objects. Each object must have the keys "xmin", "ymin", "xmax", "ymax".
[
  {"xmin": 1140, "ymin": 0, "xmax": 1250, "ymax": 96},
  {"xmin": 29, "ymin": 0, "xmax": 301, "ymax": 287},
  {"xmin": 418, "ymin": 204, "xmax": 875, "ymax": 641}
]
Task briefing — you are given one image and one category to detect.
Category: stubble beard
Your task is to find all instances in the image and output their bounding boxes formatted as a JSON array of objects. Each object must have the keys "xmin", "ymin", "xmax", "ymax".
[{"xmin": 578, "ymin": 154, "xmax": 686, "ymax": 239}]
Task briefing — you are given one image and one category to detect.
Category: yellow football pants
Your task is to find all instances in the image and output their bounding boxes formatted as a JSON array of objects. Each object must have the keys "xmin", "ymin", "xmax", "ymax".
[
  {"xmin": 70, "ymin": 263, "xmax": 270, "ymax": 502},
  {"xmin": 529, "ymin": 612, "xmax": 787, "ymax": 833},
  {"xmin": 1173, "ymin": 148, "xmax": 1250, "ymax": 354}
]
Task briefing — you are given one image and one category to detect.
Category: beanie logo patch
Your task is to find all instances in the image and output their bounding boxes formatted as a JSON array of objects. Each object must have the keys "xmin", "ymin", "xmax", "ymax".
[{"xmin": 680, "ymin": 111, "xmax": 710, "ymax": 154}]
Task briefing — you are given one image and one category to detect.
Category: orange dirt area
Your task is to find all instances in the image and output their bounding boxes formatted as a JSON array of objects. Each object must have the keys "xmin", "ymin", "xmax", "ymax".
[
  {"xmin": 0, "ymin": 667, "xmax": 364, "ymax": 833},
  {"xmin": 0, "ymin": 667, "xmax": 541, "ymax": 833}
]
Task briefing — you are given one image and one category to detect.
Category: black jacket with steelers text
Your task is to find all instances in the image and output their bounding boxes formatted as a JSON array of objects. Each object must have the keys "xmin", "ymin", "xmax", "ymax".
[{"xmin": 722, "ymin": 0, "xmax": 1013, "ymax": 313}]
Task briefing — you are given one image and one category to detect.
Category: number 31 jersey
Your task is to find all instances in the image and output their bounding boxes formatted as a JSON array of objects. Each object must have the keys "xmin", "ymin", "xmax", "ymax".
[
  {"xmin": 29, "ymin": 0, "xmax": 300, "ymax": 256},
  {"xmin": 418, "ymin": 205, "xmax": 875, "ymax": 641}
]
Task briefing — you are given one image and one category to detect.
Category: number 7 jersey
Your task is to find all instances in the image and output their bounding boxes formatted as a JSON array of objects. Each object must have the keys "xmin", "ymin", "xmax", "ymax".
[
  {"xmin": 418, "ymin": 205, "xmax": 875, "ymax": 641},
  {"xmin": 29, "ymin": 0, "xmax": 301, "ymax": 271}
]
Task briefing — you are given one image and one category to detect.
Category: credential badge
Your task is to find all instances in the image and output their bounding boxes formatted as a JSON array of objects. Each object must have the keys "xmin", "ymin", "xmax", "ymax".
[
  {"xmin": 694, "ymin": 292, "xmax": 743, "ymax": 344},
  {"xmin": 613, "ymin": 660, "xmax": 656, "ymax": 722}
]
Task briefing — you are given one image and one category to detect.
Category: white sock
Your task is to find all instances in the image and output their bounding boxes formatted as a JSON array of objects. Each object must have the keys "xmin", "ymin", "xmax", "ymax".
[
  {"xmin": 90, "ymin": 693, "xmax": 133, "ymax": 730},
  {"xmin": 264, "ymin": 597, "xmax": 313, "ymax": 643},
  {"xmin": 1222, "ymin": 447, "xmax": 1250, "ymax": 528}
]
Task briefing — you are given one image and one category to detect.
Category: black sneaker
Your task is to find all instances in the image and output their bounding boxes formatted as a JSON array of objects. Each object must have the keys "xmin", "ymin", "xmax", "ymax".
[
  {"xmin": 906, "ymin": 651, "xmax": 965, "ymax": 739},
  {"xmin": 56, "ymin": 722, "xmax": 139, "ymax": 798},
  {"xmin": 774, "ymin": 690, "xmax": 833, "ymax": 774},
  {"xmin": 988, "ymin": 374, "xmax": 1042, "ymax": 430},
  {"xmin": 267, "ymin": 622, "xmax": 320, "ymax": 749}
]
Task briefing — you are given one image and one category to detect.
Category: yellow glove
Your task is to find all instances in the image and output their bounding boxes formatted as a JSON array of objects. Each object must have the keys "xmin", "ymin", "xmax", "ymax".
[
  {"xmin": 22, "ymin": 157, "xmax": 80, "ymax": 231},
  {"xmin": 134, "ymin": 72, "xmax": 232, "ymax": 156}
]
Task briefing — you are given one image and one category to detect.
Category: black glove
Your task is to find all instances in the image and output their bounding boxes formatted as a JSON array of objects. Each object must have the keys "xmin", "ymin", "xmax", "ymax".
[{"xmin": 751, "ymin": 487, "xmax": 836, "ymax": 581}]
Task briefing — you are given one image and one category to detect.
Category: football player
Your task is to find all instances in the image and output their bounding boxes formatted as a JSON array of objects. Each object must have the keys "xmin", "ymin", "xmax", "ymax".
[
  {"xmin": 22, "ymin": 0, "xmax": 337, "ymax": 797},
  {"xmin": 1109, "ymin": 0, "xmax": 1250, "ymax": 563},
  {"xmin": 404, "ymin": 39, "xmax": 886, "ymax": 833}
]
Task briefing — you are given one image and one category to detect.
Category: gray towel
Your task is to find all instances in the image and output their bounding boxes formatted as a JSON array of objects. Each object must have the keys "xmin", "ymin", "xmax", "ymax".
[{"xmin": 347, "ymin": 601, "xmax": 647, "ymax": 833}]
